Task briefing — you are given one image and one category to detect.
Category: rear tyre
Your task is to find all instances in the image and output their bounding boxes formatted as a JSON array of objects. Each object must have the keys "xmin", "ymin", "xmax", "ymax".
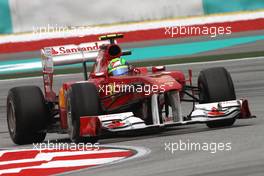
[
  {"xmin": 67, "ymin": 83, "xmax": 102, "ymax": 143},
  {"xmin": 198, "ymin": 67, "xmax": 236, "ymax": 128},
  {"xmin": 7, "ymin": 86, "xmax": 48, "ymax": 145}
]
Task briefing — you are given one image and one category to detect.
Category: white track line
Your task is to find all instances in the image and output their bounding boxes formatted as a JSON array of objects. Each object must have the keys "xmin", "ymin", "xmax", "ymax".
[
  {"xmin": 60, "ymin": 145, "xmax": 151, "ymax": 175},
  {"xmin": 0, "ymin": 145, "xmax": 150, "ymax": 175},
  {"xmin": 0, "ymin": 157, "xmax": 124, "ymax": 175},
  {"xmin": 0, "ymin": 149, "xmax": 129, "ymax": 165}
]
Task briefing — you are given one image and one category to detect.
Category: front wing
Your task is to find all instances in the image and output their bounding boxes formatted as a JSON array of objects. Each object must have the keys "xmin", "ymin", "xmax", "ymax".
[{"xmin": 79, "ymin": 99, "xmax": 254, "ymax": 137}]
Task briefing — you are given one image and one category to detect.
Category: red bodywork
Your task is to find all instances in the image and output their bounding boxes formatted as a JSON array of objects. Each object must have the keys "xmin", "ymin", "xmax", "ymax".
[{"xmin": 42, "ymin": 41, "xmax": 188, "ymax": 133}]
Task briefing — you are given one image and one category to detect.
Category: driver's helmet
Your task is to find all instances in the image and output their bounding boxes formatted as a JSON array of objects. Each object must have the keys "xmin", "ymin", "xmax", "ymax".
[{"xmin": 108, "ymin": 57, "xmax": 129, "ymax": 76}]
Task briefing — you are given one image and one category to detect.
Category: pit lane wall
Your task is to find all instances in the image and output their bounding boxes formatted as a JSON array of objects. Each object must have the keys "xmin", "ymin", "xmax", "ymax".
[{"xmin": 1, "ymin": 0, "xmax": 264, "ymax": 34}]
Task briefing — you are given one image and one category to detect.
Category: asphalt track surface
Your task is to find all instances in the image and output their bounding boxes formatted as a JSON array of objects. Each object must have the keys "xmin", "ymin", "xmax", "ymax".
[{"xmin": 0, "ymin": 57, "xmax": 263, "ymax": 176}]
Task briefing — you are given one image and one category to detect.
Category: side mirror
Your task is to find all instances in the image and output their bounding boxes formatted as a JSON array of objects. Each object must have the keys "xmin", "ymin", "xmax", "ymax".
[
  {"xmin": 152, "ymin": 66, "xmax": 166, "ymax": 73},
  {"xmin": 90, "ymin": 72, "xmax": 107, "ymax": 78}
]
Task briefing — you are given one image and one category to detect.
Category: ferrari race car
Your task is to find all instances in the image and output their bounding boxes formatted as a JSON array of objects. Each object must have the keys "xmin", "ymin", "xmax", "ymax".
[{"xmin": 6, "ymin": 34, "xmax": 255, "ymax": 144}]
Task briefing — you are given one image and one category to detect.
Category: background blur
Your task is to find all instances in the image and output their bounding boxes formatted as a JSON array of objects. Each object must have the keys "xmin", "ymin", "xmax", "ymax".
[{"xmin": 1, "ymin": 0, "xmax": 264, "ymax": 34}]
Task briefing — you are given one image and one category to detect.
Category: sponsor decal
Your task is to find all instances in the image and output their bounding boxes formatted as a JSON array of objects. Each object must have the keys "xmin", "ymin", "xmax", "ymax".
[
  {"xmin": 208, "ymin": 107, "xmax": 225, "ymax": 116},
  {"xmin": 52, "ymin": 42, "xmax": 99, "ymax": 55},
  {"xmin": 107, "ymin": 120, "xmax": 126, "ymax": 129},
  {"xmin": 50, "ymin": 41, "xmax": 109, "ymax": 56}
]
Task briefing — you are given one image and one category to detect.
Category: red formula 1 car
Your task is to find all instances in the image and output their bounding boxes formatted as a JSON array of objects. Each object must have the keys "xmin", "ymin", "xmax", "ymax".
[{"xmin": 7, "ymin": 34, "xmax": 255, "ymax": 144}]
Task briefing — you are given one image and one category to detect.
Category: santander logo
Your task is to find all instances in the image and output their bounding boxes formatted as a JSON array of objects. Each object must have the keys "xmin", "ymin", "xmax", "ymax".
[{"xmin": 51, "ymin": 41, "xmax": 109, "ymax": 56}]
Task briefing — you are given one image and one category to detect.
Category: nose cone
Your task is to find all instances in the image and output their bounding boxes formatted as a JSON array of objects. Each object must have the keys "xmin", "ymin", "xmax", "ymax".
[{"xmin": 147, "ymin": 74, "xmax": 182, "ymax": 92}]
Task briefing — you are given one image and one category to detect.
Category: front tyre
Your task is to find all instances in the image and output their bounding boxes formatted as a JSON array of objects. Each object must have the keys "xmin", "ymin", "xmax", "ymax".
[
  {"xmin": 198, "ymin": 67, "xmax": 236, "ymax": 128},
  {"xmin": 67, "ymin": 83, "xmax": 102, "ymax": 143},
  {"xmin": 7, "ymin": 86, "xmax": 48, "ymax": 145}
]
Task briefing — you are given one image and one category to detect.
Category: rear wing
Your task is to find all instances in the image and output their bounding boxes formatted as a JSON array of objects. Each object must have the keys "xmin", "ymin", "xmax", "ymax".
[
  {"xmin": 41, "ymin": 40, "xmax": 110, "ymax": 71},
  {"xmin": 41, "ymin": 40, "xmax": 111, "ymax": 101}
]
